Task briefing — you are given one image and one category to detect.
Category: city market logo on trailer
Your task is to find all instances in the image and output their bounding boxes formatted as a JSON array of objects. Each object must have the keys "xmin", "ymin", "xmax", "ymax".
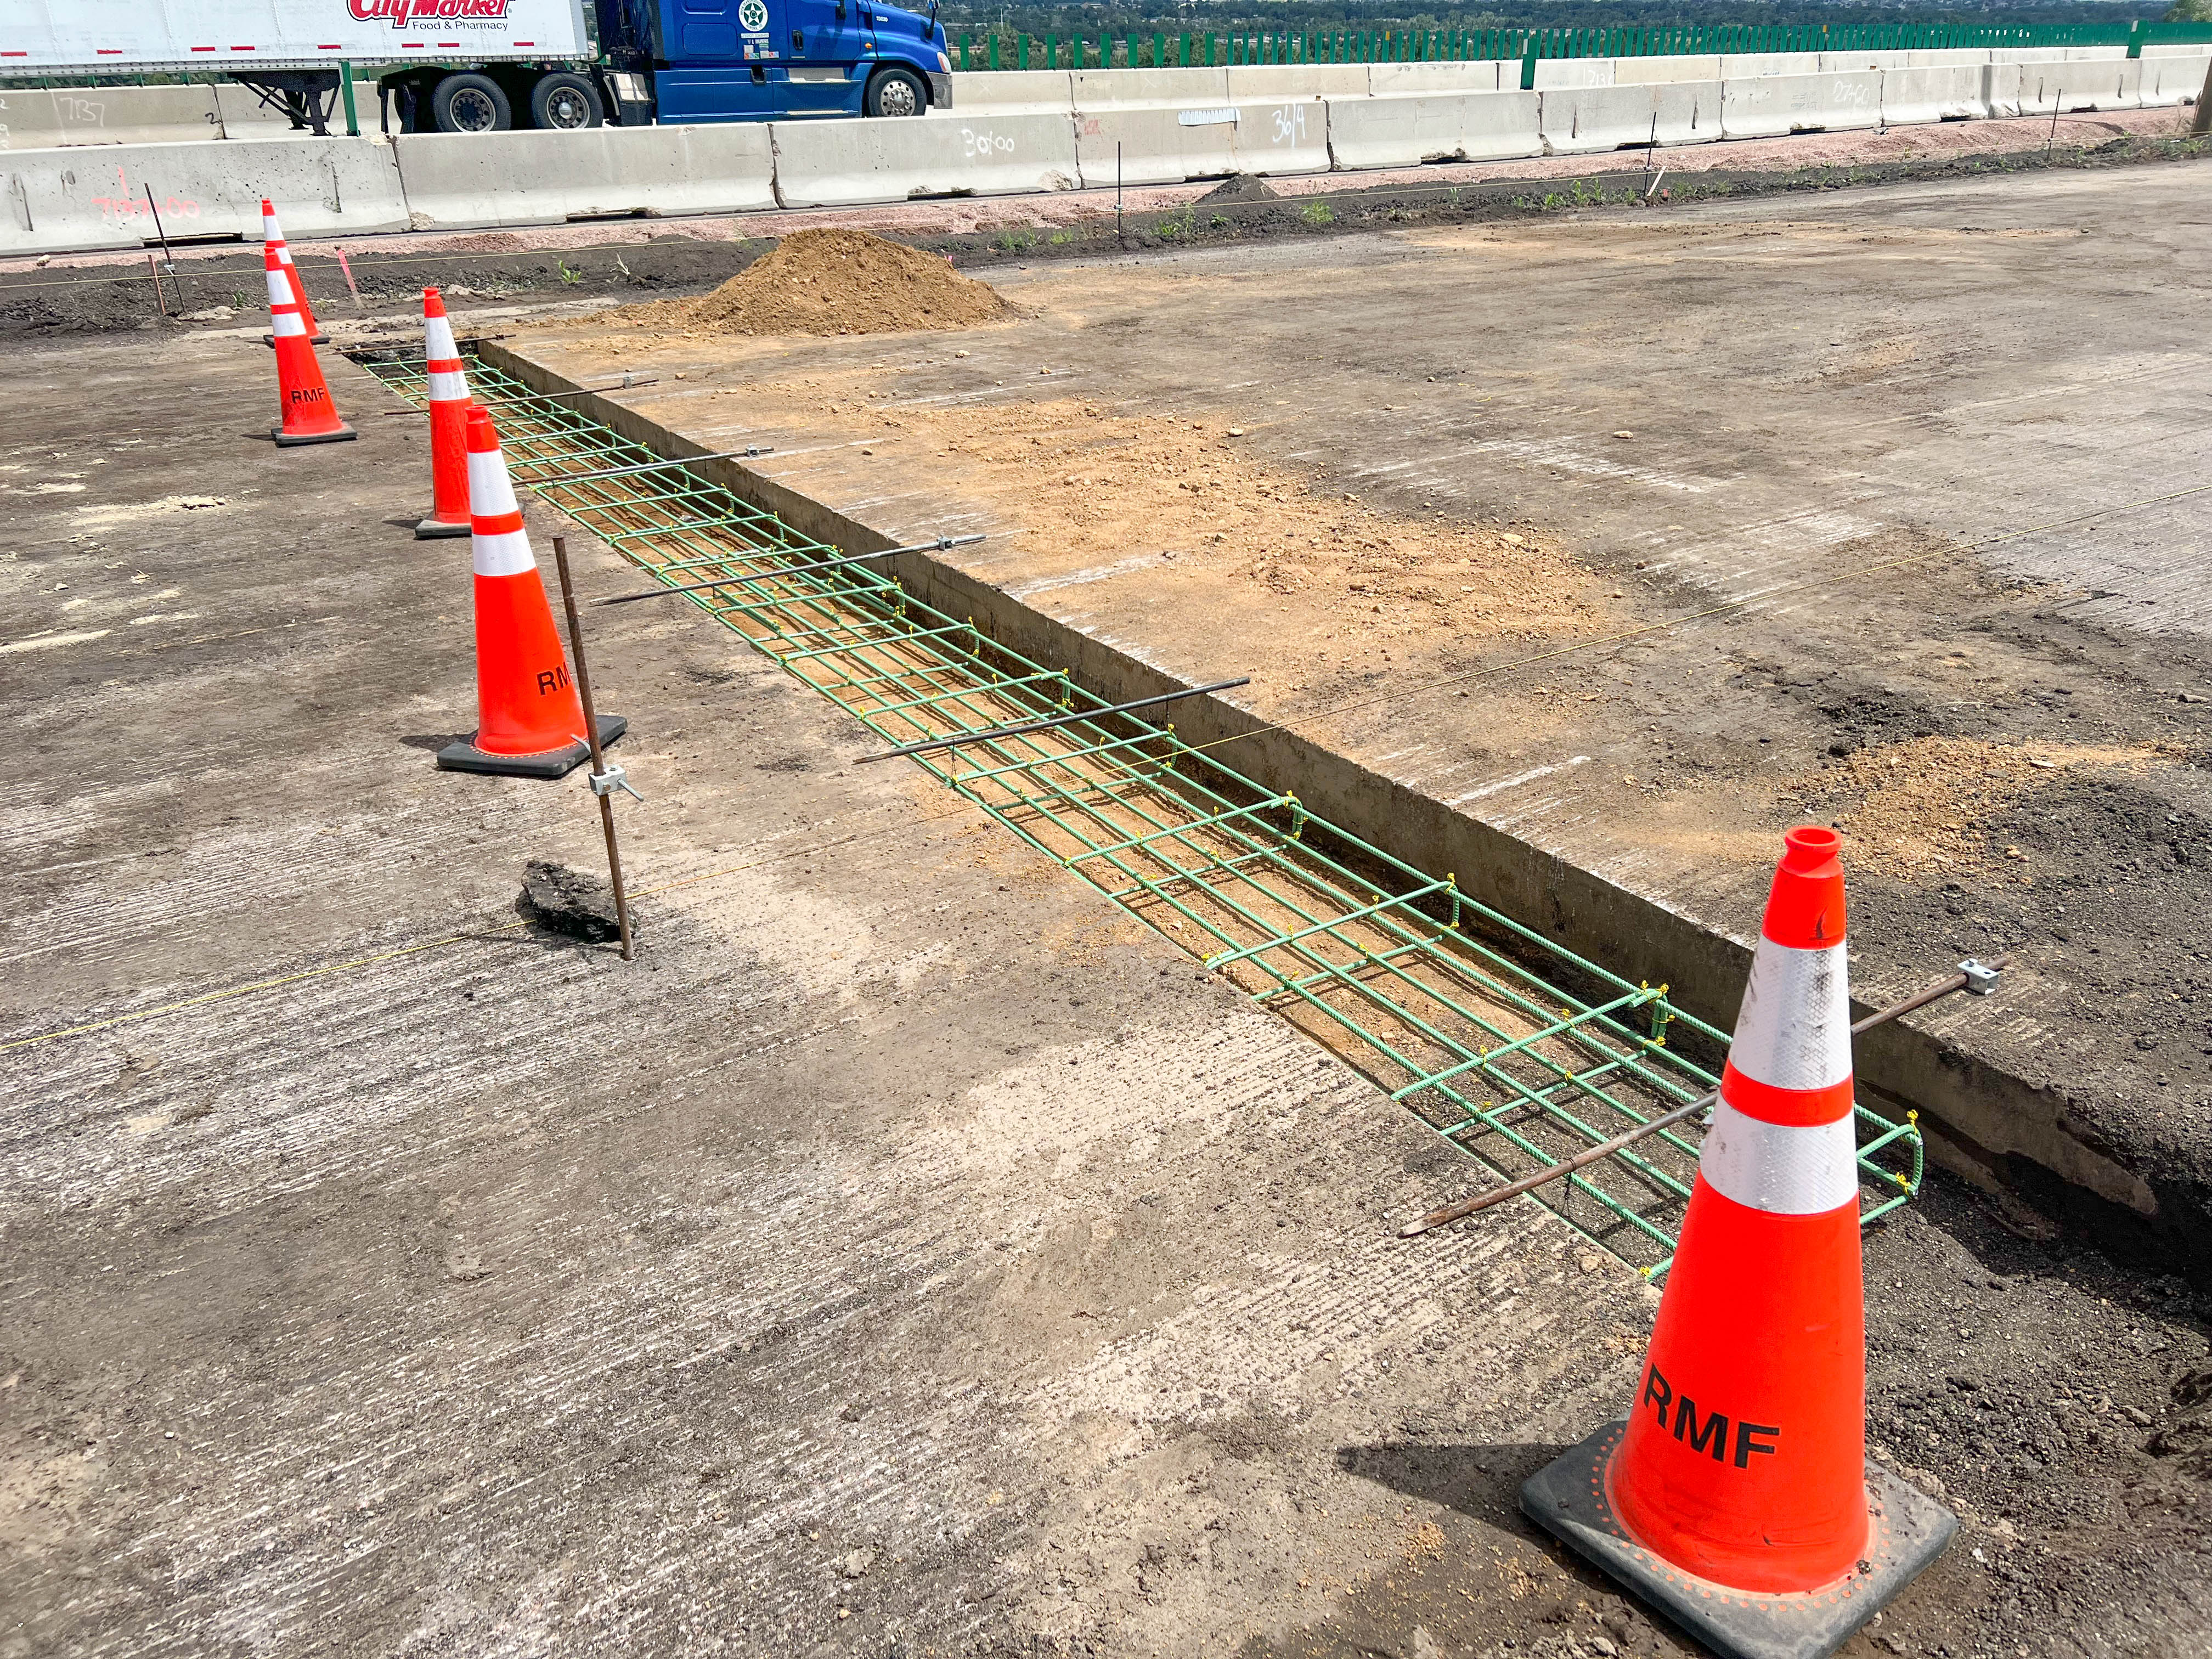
[{"xmin": 348, "ymin": 0, "xmax": 514, "ymax": 25}]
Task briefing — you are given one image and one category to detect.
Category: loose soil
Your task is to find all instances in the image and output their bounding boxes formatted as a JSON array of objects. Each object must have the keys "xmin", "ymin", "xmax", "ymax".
[
  {"xmin": 1798, "ymin": 735, "xmax": 2172, "ymax": 879},
  {"xmin": 692, "ymin": 377, "xmax": 1606, "ymax": 642},
  {"xmin": 591, "ymin": 226, "xmax": 1015, "ymax": 338}
]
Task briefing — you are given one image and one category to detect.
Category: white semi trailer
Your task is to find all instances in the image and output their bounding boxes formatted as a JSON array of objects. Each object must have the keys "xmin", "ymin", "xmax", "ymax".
[
  {"xmin": 2, "ymin": 0, "xmax": 954, "ymax": 134},
  {"xmin": 2, "ymin": 0, "xmax": 614, "ymax": 136}
]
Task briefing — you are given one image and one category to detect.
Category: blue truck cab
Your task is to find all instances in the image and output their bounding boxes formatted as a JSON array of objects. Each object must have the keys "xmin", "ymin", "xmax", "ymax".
[{"xmin": 597, "ymin": 0, "xmax": 952, "ymax": 123}]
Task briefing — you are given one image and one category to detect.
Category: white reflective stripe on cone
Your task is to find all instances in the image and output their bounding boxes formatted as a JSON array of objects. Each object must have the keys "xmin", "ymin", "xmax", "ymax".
[
  {"xmin": 465, "ymin": 449, "xmax": 519, "ymax": 517},
  {"xmin": 278, "ymin": 245, "xmax": 298, "ymax": 269},
  {"xmin": 427, "ymin": 369, "xmax": 470, "ymax": 402},
  {"xmin": 1728, "ymin": 936, "xmax": 1852, "ymax": 1092},
  {"xmin": 1699, "ymin": 1097, "xmax": 1858, "ymax": 1216},
  {"xmin": 426, "ymin": 315, "xmax": 460, "ymax": 359},
  {"xmin": 272, "ymin": 311, "xmax": 307, "ymax": 337},
  {"xmin": 472, "ymin": 528, "xmax": 536, "ymax": 578},
  {"xmin": 264, "ymin": 268, "xmax": 292, "ymax": 307}
]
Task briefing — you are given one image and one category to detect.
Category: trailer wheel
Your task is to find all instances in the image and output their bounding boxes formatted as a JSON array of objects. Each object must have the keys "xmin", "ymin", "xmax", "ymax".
[
  {"xmin": 530, "ymin": 72, "xmax": 604, "ymax": 131},
  {"xmin": 865, "ymin": 66, "xmax": 928, "ymax": 117},
  {"xmin": 430, "ymin": 73, "xmax": 513, "ymax": 134}
]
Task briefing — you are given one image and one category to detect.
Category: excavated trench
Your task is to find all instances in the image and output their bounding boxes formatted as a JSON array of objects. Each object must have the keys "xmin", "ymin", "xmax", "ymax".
[{"xmin": 357, "ymin": 339, "xmax": 1938, "ymax": 1279}]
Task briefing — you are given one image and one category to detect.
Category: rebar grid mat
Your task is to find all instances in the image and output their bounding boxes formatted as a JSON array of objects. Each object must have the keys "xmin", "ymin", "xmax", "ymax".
[{"xmin": 366, "ymin": 352, "xmax": 1923, "ymax": 1276}]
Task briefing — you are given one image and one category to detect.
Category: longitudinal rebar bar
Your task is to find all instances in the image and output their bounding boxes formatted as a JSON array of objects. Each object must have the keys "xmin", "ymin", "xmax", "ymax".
[{"xmin": 364, "ymin": 351, "xmax": 1926, "ymax": 1276}]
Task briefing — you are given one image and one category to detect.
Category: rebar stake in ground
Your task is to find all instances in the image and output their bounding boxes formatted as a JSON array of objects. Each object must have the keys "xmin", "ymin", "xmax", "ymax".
[{"xmin": 552, "ymin": 534, "xmax": 636, "ymax": 962}]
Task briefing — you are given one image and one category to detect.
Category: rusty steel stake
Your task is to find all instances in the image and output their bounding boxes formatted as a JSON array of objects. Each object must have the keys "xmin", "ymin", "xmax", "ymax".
[
  {"xmin": 551, "ymin": 535, "xmax": 635, "ymax": 962},
  {"xmin": 1397, "ymin": 955, "xmax": 2010, "ymax": 1239}
]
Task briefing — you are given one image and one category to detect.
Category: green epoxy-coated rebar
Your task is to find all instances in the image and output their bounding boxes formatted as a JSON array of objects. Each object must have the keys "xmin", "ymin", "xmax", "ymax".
[{"xmin": 364, "ymin": 351, "xmax": 1925, "ymax": 1277}]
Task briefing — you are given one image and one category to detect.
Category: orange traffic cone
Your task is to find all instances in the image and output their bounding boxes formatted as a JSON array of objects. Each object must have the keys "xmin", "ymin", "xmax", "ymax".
[
  {"xmin": 435, "ymin": 405, "xmax": 624, "ymax": 778},
  {"xmin": 266, "ymin": 241, "xmax": 355, "ymax": 448},
  {"xmin": 1521, "ymin": 826, "xmax": 1954, "ymax": 1659},
  {"xmin": 260, "ymin": 199, "xmax": 328, "ymax": 346},
  {"xmin": 415, "ymin": 288, "xmax": 472, "ymax": 540}
]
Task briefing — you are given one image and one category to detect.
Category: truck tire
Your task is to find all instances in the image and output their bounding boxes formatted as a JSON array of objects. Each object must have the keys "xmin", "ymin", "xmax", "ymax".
[
  {"xmin": 530, "ymin": 72, "xmax": 604, "ymax": 131},
  {"xmin": 431, "ymin": 72, "xmax": 512, "ymax": 134},
  {"xmin": 865, "ymin": 66, "xmax": 928, "ymax": 117}
]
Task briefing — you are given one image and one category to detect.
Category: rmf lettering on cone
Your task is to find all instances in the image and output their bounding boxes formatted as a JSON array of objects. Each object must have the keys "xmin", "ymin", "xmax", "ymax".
[{"xmin": 1521, "ymin": 826, "xmax": 1956, "ymax": 1659}]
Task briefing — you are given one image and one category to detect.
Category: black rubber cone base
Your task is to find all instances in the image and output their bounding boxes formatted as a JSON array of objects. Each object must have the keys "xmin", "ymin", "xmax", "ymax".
[
  {"xmin": 414, "ymin": 516, "xmax": 471, "ymax": 539},
  {"xmin": 272, "ymin": 424, "xmax": 357, "ymax": 448},
  {"xmin": 1520, "ymin": 1421, "xmax": 1956, "ymax": 1659},
  {"xmin": 436, "ymin": 714, "xmax": 626, "ymax": 780}
]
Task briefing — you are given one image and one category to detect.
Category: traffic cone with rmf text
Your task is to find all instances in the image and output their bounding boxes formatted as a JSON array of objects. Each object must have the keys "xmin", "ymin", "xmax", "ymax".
[
  {"xmin": 259, "ymin": 198, "xmax": 328, "ymax": 346},
  {"xmin": 1520, "ymin": 825, "xmax": 1956, "ymax": 1659},
  {"xmin": 435, "ymin": 404, "xmax": 625, "ymax": 778},
  {"xmin": 264, "ymin": 240, "xmax": 354, "ymax": 448},
  {"xmin": 415, "ymin": 287, "xmax": 472, "ymax": 539}
]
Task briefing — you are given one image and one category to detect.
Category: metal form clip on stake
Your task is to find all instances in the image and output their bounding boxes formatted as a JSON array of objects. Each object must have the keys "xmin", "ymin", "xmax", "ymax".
[{"xmin": 588, "ymin": 761, "xmax": 646, "ymax": 804}]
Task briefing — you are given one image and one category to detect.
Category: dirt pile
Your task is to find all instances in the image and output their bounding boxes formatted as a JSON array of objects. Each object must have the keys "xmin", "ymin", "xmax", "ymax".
[
  {"xmin": 670, "ymin": 228, "xmax": 1015, "ymax": 337},
  {"xmin": 1196, "ymin": 174, "xmax": 1279, "ymax": 206}
]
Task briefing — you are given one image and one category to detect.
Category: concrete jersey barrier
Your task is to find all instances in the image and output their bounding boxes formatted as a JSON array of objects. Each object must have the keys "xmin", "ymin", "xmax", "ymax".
[
  {"xmin": 1071, "ymin": 67, "xmax": 1230, "ymax": 106},
  {"xmin": 1720, "ymin": 70, "xmax": 1882, "ymax": 139},
  {"xmin": 394, "ymin": 126, "xmax": 775, "ymax": 230},
  {"xmin": 1618, "ymin": 56, "xmax": 1724, "ymax": 86},
  {"xmin": 1367, "ymin": 62, "xmax": 1508, "ymax": 95},
  {"xmin": 770, "ymin": 109, "xmax": 1078, "ymax": 208},
  {"xmin": 0, "ymin": 86, "xmax": 221, "ymax": 150},
  {"xmin": 1880, "ymin": 65, "xmax": 1987, "ymax": 126},
  {"xmin": 2140, "ymin": 53, "xmax": 2210, "ymax": 106},
  {"xmin": 1531, "ymin": 60, "xmax": 1615, "ymax": 89},
  {"xmin": 9, "ymin": 38, "xmax": 2191, "ymax": 256},
  {"xmin": 1325, "ymin": 89, "xmax": 1542, "ymax": 170},
  {"xmin": 1073, "ymin": 98, "xmax": 1328, "ymax": 186},
  {"xmin": 1224, "ymin": 64, "xmax": 1371, "ymax": 99},
  {"xmin": 943, "ymin": 70, "xmax": 1074, "ymax": 113},
  {"xmin": 1540, "ymin": 82, "xmax": 1719, "ymax": 154},
  {"xmin": 1, "ymin": 136, "xmax": 409, "ymax": 257},
  {"xmin": 1717, "ymin": 53, "xmax": 1819, "ymax": 80},
  {"xmin": 1989, "ymin": 58, "xmax": 2145, "ymax": 115}
]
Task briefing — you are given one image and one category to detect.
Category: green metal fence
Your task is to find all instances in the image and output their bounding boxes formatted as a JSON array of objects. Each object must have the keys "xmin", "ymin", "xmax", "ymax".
[
  {"xmin": 363, "ymin": 349, "xmax": 1927, "ymax": 1278},
  {"xmin": 956, "ymin": 18, "xmax": 2212, "ymax": 75}
]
